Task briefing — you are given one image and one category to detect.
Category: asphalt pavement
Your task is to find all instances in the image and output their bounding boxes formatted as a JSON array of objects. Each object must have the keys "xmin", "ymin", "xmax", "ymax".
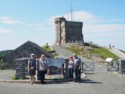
[{"xmin": 0, "ymin": 62, "xmax": 125, "ymax": 94}]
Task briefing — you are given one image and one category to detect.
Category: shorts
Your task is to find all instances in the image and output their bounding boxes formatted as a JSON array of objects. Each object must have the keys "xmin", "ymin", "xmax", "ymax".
[{"xmin": 29, "ymin": 69, "xmax": 36, "ymax": 76}]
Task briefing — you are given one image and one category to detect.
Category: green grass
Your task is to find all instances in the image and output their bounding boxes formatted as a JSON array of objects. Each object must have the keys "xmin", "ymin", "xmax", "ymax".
[
  {"xmin": 20, "ymin": 77, "xmax": 25, "ymax": 80},
  {"xmin": 41, "ymin": 45, "xmax": 52, "ymax": 51},
  {"xmin": 41, "ymin": 45, "xmax": 58, "ymax": 57},
  {"xmin": 12, "ymin": 75, "xmax": 26, "ymax": 80},
  {"xmin": 69, "ymin": 46, "xmax": 82, "ymax": 55},
  {"xmin": 12, "ymin": 75, "xmax": 18, "ymax": 80},
  {"xmin": 89, "ymin": 48, "xmax": 119, "ymax": 59},
  {"xmin": 69, "ymin": 46, "xmax": 119, "ymax": 60}
]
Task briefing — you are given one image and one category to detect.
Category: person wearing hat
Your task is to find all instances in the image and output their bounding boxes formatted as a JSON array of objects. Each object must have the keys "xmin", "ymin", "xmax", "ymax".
[
  {"xmin": 38, "ymin": 54, "xmax": 48, "ymax": 84},
  {"xmin": 28, "ymin": 53, "xmax": 37, "ymax": 84},
  {"xmin": 73, "ymin": 54, "xmax": 81, "ymax": 83}
]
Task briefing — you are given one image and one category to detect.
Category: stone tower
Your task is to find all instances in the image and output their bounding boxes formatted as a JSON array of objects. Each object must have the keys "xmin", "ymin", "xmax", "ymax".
[{"xmin": 55, "ymin": 17, "xmax": 84, "ymax": 46}]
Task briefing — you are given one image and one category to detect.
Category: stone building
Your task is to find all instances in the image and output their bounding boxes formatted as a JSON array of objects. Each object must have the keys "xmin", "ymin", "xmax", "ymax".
[
  {"xmin": 55, "ymin": 17, "xmax": 84, "ymax": 46},
  {"xmin": 2, "ymin": 41, "xmax": 53, "ymax": 68}
]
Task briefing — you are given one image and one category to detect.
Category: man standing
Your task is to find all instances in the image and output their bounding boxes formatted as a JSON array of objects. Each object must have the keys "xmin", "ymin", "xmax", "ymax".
[{"xmin": 73, "ymin": 54, "xmax": 81, "ymax": 83}]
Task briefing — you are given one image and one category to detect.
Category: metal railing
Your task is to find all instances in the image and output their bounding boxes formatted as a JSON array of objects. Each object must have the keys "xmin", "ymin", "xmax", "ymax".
[
  {"xmin": 107, "ymin": 62, "xmax": 119, "ymax": 72},
  {"xmin": 81, "ymin": 62, "xmax": 94, "ymax": 74}
]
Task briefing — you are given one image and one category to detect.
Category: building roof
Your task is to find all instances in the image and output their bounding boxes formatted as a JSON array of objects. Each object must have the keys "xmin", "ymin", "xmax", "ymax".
[{"xmin": 3, "ymin": 41, "xmax": 53, "ymax": 63}]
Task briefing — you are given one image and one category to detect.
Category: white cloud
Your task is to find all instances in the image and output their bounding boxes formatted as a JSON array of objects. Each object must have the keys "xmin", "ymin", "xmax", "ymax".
[
  {"xmin": 1, "ymin": 11, "xmax": 124, "ymax": 33},
  {"xmin": 0, "ymin": 16, "xmax": 21, "ymax": 24},
  {"xmin": 0, "ymin": 28, "xmax": 13, "ymax": 33},
  {"xmin": 68, "ymin": 11, "xmax": 125, "ymax": 24},
  {"xmin": 1, "ymin": 11, "xmax": 124, "ymax": 36},
  {"xmin": 0, "ymin": 11, "xmax": 125, "ymax": 51},
  {"xmin": 0, "ymin": 16, "xmax": 53, "ymax": 31},
  {"xmin": 71, "ymin": 11, "xmax": 103, "ymax": 23},
  {"xmin": 48, "ymin": 11, "xmax": 125, "ymax": 34},
  {"xmin": 49, "ymin": 11, "xmax": 103, "ymax": 24},
  {"xmin": 84, "ymin": 24, "xmax": 125, "ymax": 33}
]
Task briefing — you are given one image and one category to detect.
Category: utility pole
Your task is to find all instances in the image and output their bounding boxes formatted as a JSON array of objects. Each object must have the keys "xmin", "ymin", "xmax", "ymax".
[{"xmin": 70, "ymin": 3, "xmax": 74, "ymax": 21}]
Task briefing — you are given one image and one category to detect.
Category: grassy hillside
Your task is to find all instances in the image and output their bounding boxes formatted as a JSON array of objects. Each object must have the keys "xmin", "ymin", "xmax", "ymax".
[
  {"xmin": 41, "ymin": 45, "xmax": 52, "ymax": 52},
  {"xmin": 89, "ymin": 48, "xmax": 118, "ymax": 59},
  {"xmin": 69, "ymin": 46, "xmax": 82, "ymax": 55},
  {"xmin": 69, "ymin": 46, "xmax": 119, "ymax": 62},
  {"xmin": 41, "ymin": 45, "xmax": 58, "ymax": 58}
]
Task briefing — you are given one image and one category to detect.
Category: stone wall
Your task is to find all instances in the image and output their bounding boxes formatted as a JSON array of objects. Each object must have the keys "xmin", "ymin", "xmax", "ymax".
[
  {"xmin": 62, "ymin": 43, "xmax": 84, "ymax": 47},
  {"xmin": 15, "ymin": 58, "xmax": 29, "ymax": 79}
]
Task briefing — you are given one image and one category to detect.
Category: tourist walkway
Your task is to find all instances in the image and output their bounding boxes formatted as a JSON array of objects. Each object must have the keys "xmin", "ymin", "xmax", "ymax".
[{"xmin": 108, "ymin": 47, "xmax": 125, "ymax": 59}]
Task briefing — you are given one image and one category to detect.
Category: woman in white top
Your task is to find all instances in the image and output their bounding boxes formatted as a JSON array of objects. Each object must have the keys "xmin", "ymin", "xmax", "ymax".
[
  {"xmin": 39, "ymin": 54, "xmax": 48, "ymax": 84},
  {"xmin": 68, "ymin": 56, "xmax": 74, "ymax": 79}
]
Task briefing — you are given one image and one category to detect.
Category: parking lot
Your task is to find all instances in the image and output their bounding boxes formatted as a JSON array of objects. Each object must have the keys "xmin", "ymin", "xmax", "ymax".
[{"xmin": 0, "ymin": 62, "xmax": 125, "ymax": 94}]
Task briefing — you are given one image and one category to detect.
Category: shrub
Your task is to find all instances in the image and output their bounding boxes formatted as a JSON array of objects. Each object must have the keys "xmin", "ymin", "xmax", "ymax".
[{"xmin": 12, "ymin": 75, "xmax": 18, "ymax": 80}]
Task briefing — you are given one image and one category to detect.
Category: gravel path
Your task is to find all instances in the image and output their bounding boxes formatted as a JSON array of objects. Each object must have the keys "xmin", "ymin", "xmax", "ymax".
[{"xmin": 108, "ymin": 47, "xmax": 125, "ymax": 59}]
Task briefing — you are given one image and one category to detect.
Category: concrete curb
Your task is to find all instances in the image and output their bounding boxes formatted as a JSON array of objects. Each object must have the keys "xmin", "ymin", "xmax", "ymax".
[
  {"xmin": 0, "ymin": 79, "xmax": 30, "ymax": 83},
  {"xmin": 0, "ymin": 79, "xmax": 72, "ymax": 83}
]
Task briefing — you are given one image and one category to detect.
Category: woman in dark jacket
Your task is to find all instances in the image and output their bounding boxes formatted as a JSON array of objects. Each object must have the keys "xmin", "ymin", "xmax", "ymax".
[{"xmin": 28, "ymin": 54, "xmax": 36, "ymax": 84}]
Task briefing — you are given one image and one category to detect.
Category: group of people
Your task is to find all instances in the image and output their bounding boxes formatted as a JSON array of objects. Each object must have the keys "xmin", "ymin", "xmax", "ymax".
[
  {"xmin": 67, "ymin": 54, "xmax": 81, "ymax": 83},
  {"xmin": 28, "ymin": 53, "xmax": 82, "ymax": 85},
  {"xmin": 28, "ymin": 54, "xmax": 47, "ymax": 84}
]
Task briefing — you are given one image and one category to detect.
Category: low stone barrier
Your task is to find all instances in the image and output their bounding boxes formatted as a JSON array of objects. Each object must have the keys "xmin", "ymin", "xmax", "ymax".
[{"xmin": 15, "ymin": 58, "xmax": 29, "ymax": 79}]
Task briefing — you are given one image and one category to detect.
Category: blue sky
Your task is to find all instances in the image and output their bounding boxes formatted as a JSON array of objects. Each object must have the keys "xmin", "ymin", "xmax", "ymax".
[{"xmin": 0, "ymin": 0, "xmax": 125, "ymax": 51}]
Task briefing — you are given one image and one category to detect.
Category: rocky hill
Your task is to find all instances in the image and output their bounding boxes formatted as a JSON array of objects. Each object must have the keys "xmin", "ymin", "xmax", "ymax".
[
  {"xmin": 68, "ymin": 45, "xmax": 119, "ymax": 62},
  {"xmin": 51, "ymin": 44, "xmax": 119, "ymax": 62}
]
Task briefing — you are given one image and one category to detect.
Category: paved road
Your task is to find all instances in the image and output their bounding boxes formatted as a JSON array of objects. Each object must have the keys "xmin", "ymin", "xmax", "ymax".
[
  {"xmin": 108, "ymin": 47, "xmax": 125, "ymax": 59},
  {"xmin": 0, "ymin": 70, "xmax": 15, "ymax": 80},
  {"xmin": 51, "ymin": 46, "xmax": 73, "ymax": 58},
  {"xmin": 0, "ymin": 62, "xmax": 125, "ymax": 94}
]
